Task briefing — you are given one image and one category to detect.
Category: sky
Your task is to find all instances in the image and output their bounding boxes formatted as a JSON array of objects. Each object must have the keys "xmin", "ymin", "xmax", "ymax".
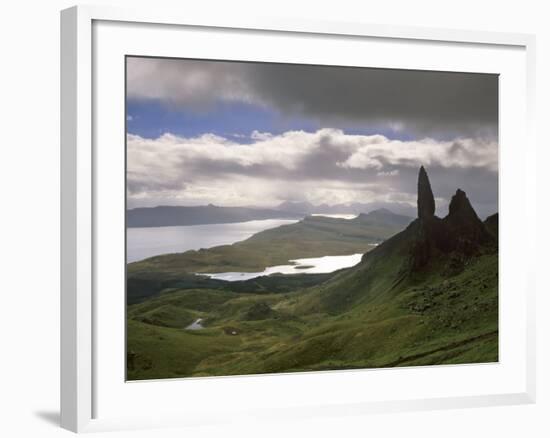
[{"xmin": 126, "ymin": 57, "xmax": 498, "ymax": 219}]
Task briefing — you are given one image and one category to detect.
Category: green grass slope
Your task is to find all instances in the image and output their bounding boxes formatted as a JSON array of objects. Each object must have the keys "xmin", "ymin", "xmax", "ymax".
[
  {"xmin": 127, "ymin": 225, "xmax": 498, "ymax": 379},
  {"xmin": 126, "ymin": 184, "xmax": 498, "ymax": 380}
]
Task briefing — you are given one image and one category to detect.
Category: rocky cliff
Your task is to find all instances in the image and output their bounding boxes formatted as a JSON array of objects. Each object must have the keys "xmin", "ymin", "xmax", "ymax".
[{"xmin": 411, "ymin": 167, "xmax": 495, "ymax": 269}]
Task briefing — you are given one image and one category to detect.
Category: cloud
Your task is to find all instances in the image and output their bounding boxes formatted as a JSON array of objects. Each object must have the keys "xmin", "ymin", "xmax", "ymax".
[
  {"xmin": 377, "ymin": 170, "xmax": 399, "ymax": 177},
  {"xmin": 126, "ymin": 57, "xmax": 498, "ymax": 138},
  {"xmin": 127, "ymin": 128, "xmax": 498, "ymax": 218},
  {"xmin": 338, "ymin": 137, "xmax": 497, "ymax": 172},
  {"xmin": 126, "ymin": 57, "xmax": 254, "ymax": 110},
  {"xmin": 250, "ymin": 130, "xmax": 273, "ymax": 141}
]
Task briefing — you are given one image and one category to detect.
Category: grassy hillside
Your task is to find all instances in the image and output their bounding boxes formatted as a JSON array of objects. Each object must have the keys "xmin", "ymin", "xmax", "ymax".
[
  {"xmin": 126, "ymin": 174, "xmax": 498, "ymax": 380},
  {"xmin": 127, "ymin": 249, "xmax": 497, "ymax": 379},
  {"xmin": 127, "ymin": 214, "xmax": 498, "ymax": 380},
  {"xmin": 127, "ymin": 271, "xmax": 336, "ymax": 305}
]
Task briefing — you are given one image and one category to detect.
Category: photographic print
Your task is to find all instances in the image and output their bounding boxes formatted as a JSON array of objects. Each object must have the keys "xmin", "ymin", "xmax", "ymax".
[{"xmin": 125, "ymin": 57, "xmax": 498, "ymax": 380}]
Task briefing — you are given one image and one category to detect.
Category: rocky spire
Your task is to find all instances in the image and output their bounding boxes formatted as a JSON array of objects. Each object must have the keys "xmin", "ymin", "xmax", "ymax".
[
  {"xmin": 443, "ymin": 188, "xmax": 492, "ymax": 255},
  {"xmin": 447, "ymin": 189, "xmax": 478, "ymax": 220},
  {"xmin": 417, "ymin": 166, "xmax": 435, "ymax": 219}
]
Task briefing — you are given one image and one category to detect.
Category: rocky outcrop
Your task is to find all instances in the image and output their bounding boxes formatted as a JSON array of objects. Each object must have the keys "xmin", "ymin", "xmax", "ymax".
[
  {"xmin": 417, "ymin": 166, "xmax": 435, "ymax": 220},
  {"xmin": 411, "ymin": 167, "xmax": 496, "ymax": 269},
  {"xmin": 484, "ymin": 213, "xmax": 499, "ymax": 239},
  {"xmin": 442, "ymin": 189, "xmax": 491, "ymax": 255},
  {"xmin": 412, "ymin": 167, "xmax": 443, "ymax": 268},
  {"xmin": 448, "ymin": 189, "xmax": 476, "ymax": 218}
]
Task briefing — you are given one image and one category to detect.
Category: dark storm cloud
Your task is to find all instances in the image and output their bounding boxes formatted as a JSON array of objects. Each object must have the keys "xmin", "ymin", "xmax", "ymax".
[
  {"xmin": 127, "ymin": 57, "xmax": 498, "ymax": 138},
  {"xmin": 246, "ymin": 63, "xmax": 498, "ymax": 137}
]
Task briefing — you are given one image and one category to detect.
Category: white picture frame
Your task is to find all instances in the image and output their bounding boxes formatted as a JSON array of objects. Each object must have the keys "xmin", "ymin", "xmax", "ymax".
[{"xmin": 60, "ymin": 4, "xmax": 537, "ymax": 433}]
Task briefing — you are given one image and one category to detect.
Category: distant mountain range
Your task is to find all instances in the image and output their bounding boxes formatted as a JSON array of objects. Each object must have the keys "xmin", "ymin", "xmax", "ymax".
[
  {"xmin": 353, "ymin": 208, "xmax": 412, "ymax": 228},
  {"xmin": 126, "ymin": 204, "xmax": 301, "ymax": 228},
  {"xmin": 127, "ymin": 201, "xmax": 416, "ymax": 228},
  {"xmin": 276, "ymin": 200, "xmax": 416, "ymax": 217}
]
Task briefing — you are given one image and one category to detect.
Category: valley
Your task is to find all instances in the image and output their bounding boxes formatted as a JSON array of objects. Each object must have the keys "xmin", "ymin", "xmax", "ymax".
[{"xmin": 126, "ymin": 168, "xmax": 498, "ymax": 380}]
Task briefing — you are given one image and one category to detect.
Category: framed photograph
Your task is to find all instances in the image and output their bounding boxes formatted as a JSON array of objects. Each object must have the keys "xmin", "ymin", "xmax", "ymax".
[{"xmin": 61, "ymin": 5, "xmax": 536, "ymax": 433}]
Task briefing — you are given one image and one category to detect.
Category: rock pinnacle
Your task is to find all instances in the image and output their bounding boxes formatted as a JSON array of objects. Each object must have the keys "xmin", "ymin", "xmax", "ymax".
[{"xmin": 417, "ymin": 166, "xmax": 435, "ymax": 219}]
